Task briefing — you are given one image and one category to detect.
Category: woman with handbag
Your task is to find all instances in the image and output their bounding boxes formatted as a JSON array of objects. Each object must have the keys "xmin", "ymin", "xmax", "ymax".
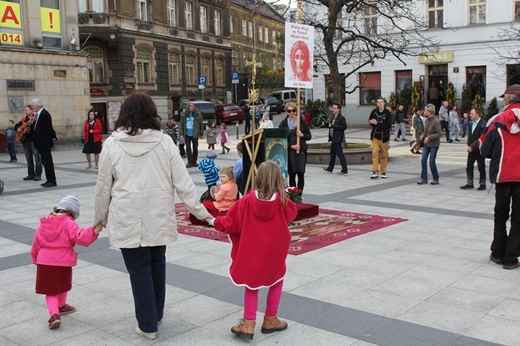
[
  {"xmin": 410, "ymin": 107, "xmax": 424, "ymax": 155},
  {"xmin": 82, "ymin": 110, "xmax": 103, "ymax": 169}
]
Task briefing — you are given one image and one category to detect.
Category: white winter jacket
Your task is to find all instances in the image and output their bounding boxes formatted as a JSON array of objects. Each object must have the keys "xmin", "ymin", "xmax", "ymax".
[{"xmin": 94, "ymin": 128, "xmax": 210, "ymax": 248}]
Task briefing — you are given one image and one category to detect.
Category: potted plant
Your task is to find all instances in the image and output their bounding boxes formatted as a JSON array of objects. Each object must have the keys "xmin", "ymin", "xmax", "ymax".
[
  {"xmin": 411, "ymin": 85, "xmax": 421, "ymax": 108},
  {"xmin": 388, "ymin": 92, "xmax": 396, "ymax": 112},
  {"xmin": 485, "ymin": 97, "xmax": 499, "ymax": 122},
  {"xmin": 461, "ymin": 84, "xmax": 473, "ymax": 114},
  {"xmin": 446, "ymin": 82, "xmax": 456, "ymax": 107}
]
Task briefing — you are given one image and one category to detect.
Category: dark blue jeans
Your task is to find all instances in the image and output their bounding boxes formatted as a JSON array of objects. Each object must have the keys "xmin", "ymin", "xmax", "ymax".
[
  {"xmin": 185, "ymin": 136, "xmax": 199, "ymax": 165},
  {"xmin": 121, "ymin": 246, "xmax": 166, "ymax": 333},
  {"xmin": 327, "ymin": 142, "xmax": 348, "ymax": 173},
  {"xmin": 421, "ymin": 146, "xmax": 439, "ymax": 182},
  {"xmin": 7, "ymin": 143, "xmax": 16, "ymax": 160},
  {"xmin": 491, "ymin": 183, "xmax": 520, "ymax": 265},
  {"xmin": 23, "ymin": 141, "xmax": 42, "ymax": 177}
]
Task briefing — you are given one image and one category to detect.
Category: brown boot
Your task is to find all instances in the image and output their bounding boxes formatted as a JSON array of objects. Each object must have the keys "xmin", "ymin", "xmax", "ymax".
[
  {"xmin": 231, "ymin": 318, "xmax": 256, "ymax": 340},
  {"xmin": 261, "ymin": 316, "xmax": 287, "ymax": 334}
]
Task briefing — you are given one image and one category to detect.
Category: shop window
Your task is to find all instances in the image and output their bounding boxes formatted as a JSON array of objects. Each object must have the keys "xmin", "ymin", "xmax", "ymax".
[
  {"xmin": 85, "ymin": 47, "xmax": 105, "ymax": 83},
  {"xmin": 466, "ymin": 66, "xmax": 486, "ymax": 102},
  {"xmin": 395, "ymin": 70, "xmax": 412, "ymax": 106},
  {"xmin": 360, "ymin": 72, "xmax": 381, "ymax": 105}
]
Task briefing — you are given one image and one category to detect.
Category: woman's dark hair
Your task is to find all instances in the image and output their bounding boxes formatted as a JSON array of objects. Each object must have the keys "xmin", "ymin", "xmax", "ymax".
[
  {"xmin": 115, "ymin": 92, "xmax": 161, "ymax": 135},
  {"xmin": 87, "ymin": 109, "xmax": 97, "ymax": 119}
]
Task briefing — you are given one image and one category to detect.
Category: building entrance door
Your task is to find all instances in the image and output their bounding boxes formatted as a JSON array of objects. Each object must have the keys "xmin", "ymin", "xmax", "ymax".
[{"xmin": 423, "ymin": 64, "xmax": 448, "ymax": 113}]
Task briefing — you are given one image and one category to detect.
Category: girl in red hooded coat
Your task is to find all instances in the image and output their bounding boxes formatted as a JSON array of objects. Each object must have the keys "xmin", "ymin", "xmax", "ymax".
[
  {"xmin": 208, "ymin": 160, "xmax": 297, "ymax": 340},
  {"xmin": 31, "ymin": 195, "xmax": 103, "ymax": 329}
]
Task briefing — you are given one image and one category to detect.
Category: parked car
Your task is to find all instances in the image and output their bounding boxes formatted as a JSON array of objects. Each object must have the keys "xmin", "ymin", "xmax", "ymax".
[
  {"xmin": 214, "ymin": 103, "xmax": 244, "ymax": 124},
  {"xmin": 177, "ymin": 101, "xmax": 216, "ymax": 125},
  {"xmin": 259, "ymin": 96, "xmax": 284, "ymax": 114},
  {"xmin": 238, "ymin": 99, "xmax": 262, "ymax": 108},
  {"xmin": 268, "ymin": 90, "xmax": 297, "ymax": 107}
]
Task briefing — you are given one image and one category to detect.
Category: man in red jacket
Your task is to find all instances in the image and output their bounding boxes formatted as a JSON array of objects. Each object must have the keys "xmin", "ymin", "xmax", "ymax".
[{"xmin": 479, "ymin": 84, "xmax": 520, "ymax": 270}]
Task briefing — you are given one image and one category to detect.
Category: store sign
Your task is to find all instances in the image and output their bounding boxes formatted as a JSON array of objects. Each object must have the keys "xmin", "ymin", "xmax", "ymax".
[{"xmin": 419, "ymin": 50, "xmax": 454, "ymax": 64}]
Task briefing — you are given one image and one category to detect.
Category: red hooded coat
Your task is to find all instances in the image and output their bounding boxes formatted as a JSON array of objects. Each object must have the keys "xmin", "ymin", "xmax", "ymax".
[{"xmin": 213, "ymin": 191, "xmax": 297, "ymax": 289}]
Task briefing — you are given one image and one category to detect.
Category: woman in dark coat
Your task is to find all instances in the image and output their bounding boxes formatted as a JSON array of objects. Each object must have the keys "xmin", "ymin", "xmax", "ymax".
[{"xmin": 278, "ymin": 102, "xmax": 312, "ymax": 196}]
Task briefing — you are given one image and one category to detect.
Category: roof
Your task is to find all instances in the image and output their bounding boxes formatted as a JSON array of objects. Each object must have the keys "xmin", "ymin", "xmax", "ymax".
[{"xmin": 230, "ymin": 0, "xmax": 286, "ymax": 22}]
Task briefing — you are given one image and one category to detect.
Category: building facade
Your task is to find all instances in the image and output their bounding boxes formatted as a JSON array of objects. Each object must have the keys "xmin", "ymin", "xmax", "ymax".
[
  {"xmin": 309, "ymin": 0, "xmax": 520, "ymax": 125},
  {"xmin": 78, "ymin": 0, "xmax": 233, "ymax": 128},
  {"xmin": 0, "ymin": 0, "xmax": 89, "ymax": 143},
  {"xmin": 229, "ymin": 0, "xmax": 285, "ymax": 102}
]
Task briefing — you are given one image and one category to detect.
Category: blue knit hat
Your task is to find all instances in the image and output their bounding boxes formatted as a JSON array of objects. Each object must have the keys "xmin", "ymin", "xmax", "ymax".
[
  {"xmin": 206, "ymin": 149, "xmax": 217, "ymax": 159},
  {"xmin": 57, "ymin": 195, "xmax": 80, "ymax": 219}
]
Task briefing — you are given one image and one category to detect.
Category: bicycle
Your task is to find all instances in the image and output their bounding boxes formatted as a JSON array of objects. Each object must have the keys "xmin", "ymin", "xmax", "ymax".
[{"xmin": 310, "ymin": 109, "xmax": 329, "ymax": 128}]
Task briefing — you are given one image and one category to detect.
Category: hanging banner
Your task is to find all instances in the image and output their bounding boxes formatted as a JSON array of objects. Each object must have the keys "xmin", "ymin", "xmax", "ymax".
[
  {"xmin": 284, "ymin": 22, "xmax": 314, "ymax": 89},
  {"xmin": 0, "ymin": 1, "xmax": 23, "ymax": 46},
  {"xmin": 41, "ymin": 7, "xmax": 61, "ymax": 33}
]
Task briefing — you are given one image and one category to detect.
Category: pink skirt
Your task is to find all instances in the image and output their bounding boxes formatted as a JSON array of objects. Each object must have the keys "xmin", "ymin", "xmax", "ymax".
[{"xmin": 35, "ymin": 264, "xmax": 72, "ymax": 295}]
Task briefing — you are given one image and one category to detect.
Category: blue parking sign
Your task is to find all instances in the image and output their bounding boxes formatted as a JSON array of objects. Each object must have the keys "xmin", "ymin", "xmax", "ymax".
[
  {"xmin": 198, "ymin": 76, "xmax": 206, "ymax": 85},
  {"xmin": 232, "ymin": 72, "xmax": 239, "ymax": 84}
]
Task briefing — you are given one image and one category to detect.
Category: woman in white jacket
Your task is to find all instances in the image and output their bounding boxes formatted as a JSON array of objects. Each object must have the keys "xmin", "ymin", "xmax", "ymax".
[{"xmin": 94, "ymin": 92, "xmax": 211, "ymax": 340}]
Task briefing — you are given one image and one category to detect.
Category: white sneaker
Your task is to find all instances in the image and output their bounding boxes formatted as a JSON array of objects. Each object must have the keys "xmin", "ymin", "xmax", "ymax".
[
  {"xmin": 381, "ymin": 173, "xmax": 387, "ymax": 179},
  {"xmin": 136, "ymin": 326, "xmax": 156, "ymax": 340},
  {"xmin": 370, "ymin": 173, "xmax": 379, "ymax": 179}
]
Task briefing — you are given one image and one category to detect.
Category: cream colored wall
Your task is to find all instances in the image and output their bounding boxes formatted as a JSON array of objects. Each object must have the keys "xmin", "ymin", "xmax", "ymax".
[{"xmin": 0, "ymin": 49, "xmax": 89, "ymax": 144}]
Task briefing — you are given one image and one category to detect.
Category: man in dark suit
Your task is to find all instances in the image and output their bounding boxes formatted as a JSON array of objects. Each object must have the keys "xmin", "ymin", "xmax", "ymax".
[
  {"xmin": 31, "ymin": 98, "xmax": 57, "ymax": 187},
  {"xmin": 323, "ymin": 102, "xmax": 348, "ymax": 175},
  {"xmin": 460, "ymin": 107, "xmax": 486, "ymax": 190}
]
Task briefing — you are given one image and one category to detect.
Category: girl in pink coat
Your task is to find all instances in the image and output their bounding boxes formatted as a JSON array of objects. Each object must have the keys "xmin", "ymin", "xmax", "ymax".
[
  {"xmin": 31, "ymin": 195, "xmax": 103, "ymax": 329},
  {"xmin": 208, "ymin": 161, "xmax": 297, "ymax": 340}
]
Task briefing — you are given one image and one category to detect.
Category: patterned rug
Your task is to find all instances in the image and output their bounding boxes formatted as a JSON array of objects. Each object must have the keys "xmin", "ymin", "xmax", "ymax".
[{"xmin": 175, "ymin": 203, "xmax": 406, "ymax": 256}]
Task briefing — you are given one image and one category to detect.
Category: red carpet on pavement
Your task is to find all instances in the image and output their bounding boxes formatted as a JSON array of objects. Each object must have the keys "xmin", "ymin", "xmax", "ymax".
[{"xmin": 175, "ymin": 203, "xmax": 406, "ymax": 256}]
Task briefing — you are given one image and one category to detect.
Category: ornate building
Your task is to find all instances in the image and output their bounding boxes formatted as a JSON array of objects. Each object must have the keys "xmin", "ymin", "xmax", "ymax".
[
  {"xmin": 229, "ymin": 0, "xmax": 285, "ymax": 101},
  {"xmin": 0, "ymin": 0, "xmax": 88, "ymax": 143},
  {"xmin": 78, "ymin": 0, "xmax": 232, "ymax": 129}
]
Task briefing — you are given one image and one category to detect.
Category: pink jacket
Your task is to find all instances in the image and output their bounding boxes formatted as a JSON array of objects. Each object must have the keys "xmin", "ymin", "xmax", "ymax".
[{"xmin": 31, "ymin": 213, "xmax": 98, "ymax": 267}]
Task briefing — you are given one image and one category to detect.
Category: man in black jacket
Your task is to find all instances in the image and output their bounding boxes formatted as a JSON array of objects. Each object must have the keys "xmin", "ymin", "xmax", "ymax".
[
  {"xmin": 460, "ymin": 107, "xmax": 487, "ymax": 190},
  {"xmin": 242, "ymin": 101, "xmax": 251, "ymax": 135},
  {"xmin": 323, "ymin": 102, "xmax": 348, "ymax": 175},
  {"xmin": 31, "ymin": 98, "xmax": 57, "ymax": 187},
  {"xmin": 368, "ymin": 97, "xmax": 393, "ymax": 179}
]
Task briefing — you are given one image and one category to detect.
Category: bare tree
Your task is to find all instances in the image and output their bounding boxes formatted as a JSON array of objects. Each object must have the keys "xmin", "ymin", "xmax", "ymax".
[
  {"xmin": 300, "ymin": 0, "xmax": 439, "ymax": 103},
  {"xmin": 489, "ymin": 23, "xmax": 520, "ymax": 83}
]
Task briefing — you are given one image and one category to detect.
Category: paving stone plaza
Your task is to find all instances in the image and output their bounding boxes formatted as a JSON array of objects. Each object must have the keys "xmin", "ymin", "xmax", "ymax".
[{"xmin": 0, "ymin": 120, "xmax": 516, "ymax": 345}]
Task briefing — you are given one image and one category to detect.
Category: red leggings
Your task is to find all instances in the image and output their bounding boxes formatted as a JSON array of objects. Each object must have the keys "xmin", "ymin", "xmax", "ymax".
[
  {"xmin": 243, "ymin": 280, "xmax": 283, "ymax": 321},
  {"xmin": 46, "ymin": 292, "xmax": 68, "ymax": 316}
]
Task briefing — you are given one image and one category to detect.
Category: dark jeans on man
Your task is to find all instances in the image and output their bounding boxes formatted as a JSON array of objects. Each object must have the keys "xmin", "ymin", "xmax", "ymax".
[
  {"xmin": 38, "ymin": 148, "xmax": 56, "ymax": 183},
  {"xmin": 326, "ymin": 142, "xmax": 348, "ymax": 174},
  {"xmin": 185, "ymin": 136, "xmax": 199, "ymax": 165},
  {"xmin": 420, "ymin": 146, "xmax": 439, "ymax": 182},
  {"xmin": 466, "ymin": 151, "xmax": 486, "ymax": 187},
  {"xmin": 440, "ymin": 120, "xmax": 450, "ymax": 142},
  {"xmin": 491, "ymin": 183, "xmax": 520, "ymax": 265},
  {"xmin": 23, "ymin": 141, "xmax": 42, "ymax": 177},
  {"xmin": 244, "ymin": 117, "xmax": 251, "ymax": 135},
  {"xmin": 7, "ymin": 143, "xmax": 16, "ymax": 160},
  {"xmin": 121, "ymin": 246, "xmax": 166, "ymax": 333}
]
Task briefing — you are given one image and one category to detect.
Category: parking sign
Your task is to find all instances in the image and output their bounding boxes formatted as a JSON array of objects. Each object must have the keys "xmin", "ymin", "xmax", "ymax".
[
  {"xmin": 231, "ymin": 72, "xmax": 239, "ymax": 84},
  {"xmin": 198, "ymin": 76, "xmax": 206, "ymax": 85}
]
